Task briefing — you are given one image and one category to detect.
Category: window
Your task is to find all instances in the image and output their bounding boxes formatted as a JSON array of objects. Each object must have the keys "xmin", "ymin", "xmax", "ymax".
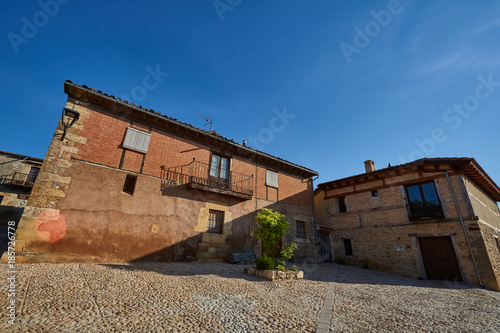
[
  {"xmin": 123, "ymin": 127, "xmax": 151, "ymax": 153},
  {"xmin": 208, "ymin": 209, "xmax": 224, "ymax": 234},
  {"xmin": 406, "ymin": 182, "xmax": 442, "ymax": 220},
  {"xmin": 26, "ymin": 167, "xmax": 40, "ymax": 183},
  {"xmin": 338, "ymin": 196, "xmax": 347, "ymax": 213},
  {"xmin": 495, "ymin": 237, "xmax": 500, "ymax": 254},
  {"xmin": 343, "ymin": 239, "xmax": 353, "ymax": 256},
  {"xmin": 371, "ymin": 190, "xmax": 379, "ymax": 197},
  {"xmin": 266, "ymin": 170, "xmax": 279, "ymax": 188},
  {"xmin": 209, "ymin": 154, "xmax": 229, "ymax": 180},
  {"xmin": 0, "ymin": 195, "xmax": 3, "ymax": 205},
  {"xmin": 296, "ymin": 221, "xmax": 306, "ymax": 239},
  {"xmin": 123, "ymin": 174, "xmax": 137, "ymax": 195}
]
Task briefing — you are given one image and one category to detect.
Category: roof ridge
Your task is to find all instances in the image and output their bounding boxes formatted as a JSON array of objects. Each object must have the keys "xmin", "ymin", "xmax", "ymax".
[{"xmin": 64, "ymin": 80, "xmax": 318, "ymax": 176}]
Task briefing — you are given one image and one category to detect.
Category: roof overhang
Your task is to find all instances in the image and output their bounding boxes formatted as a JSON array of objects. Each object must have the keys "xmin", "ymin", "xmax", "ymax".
[
  {"xmin": 317, "ymin": 158, "xmax": 500, "ymax": 202},
  {"xmin": 64, "ymin": 81, "xmax": 318, "ymax": 178}
]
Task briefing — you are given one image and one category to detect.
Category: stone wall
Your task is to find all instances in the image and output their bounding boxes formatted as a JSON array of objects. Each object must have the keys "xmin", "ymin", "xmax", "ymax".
[{"xmin": 321, "ymin": 170, "xmax": 499, "ymax": 290}]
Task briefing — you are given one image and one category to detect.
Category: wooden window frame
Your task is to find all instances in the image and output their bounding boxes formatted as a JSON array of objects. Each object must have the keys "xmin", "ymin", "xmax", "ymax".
[
  {"xmin": 209, "ymin": 153, "xmax": 230, "ymax": 180},
  {"xmin": 123, "ymin": 127, "xmax": 151, "ymax": 154},
  {"xmin": 266, "ymin": 170, "xmax": 279, "ymax": 188}
]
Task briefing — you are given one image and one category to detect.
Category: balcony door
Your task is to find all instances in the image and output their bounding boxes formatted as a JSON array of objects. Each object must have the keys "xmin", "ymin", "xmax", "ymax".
[
  {"xmin": 26, "ymin": 167, "xmax": 40, "ymax": 183},
  {"xmin": 209, "ymin": 154, "xmax": 230, "ymax": 188}
]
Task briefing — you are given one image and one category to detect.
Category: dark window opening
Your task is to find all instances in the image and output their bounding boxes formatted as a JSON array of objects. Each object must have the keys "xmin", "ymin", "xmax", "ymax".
[
  {"xmin": 26, "ymin": 167, "xmax": 40, "ymax": 184},
  {"xmin": 296, "ymin": 221, "xmax": 306, "ymax": 239},
  {"xmin": 0, "ymin": 195, "xmax": 4, "ymax": 205},
  {"xmin": 495, "ymin": 237, "xmax": 500, "ymax": 254},
  {"xmin": 406, "ymin": 182, "xmax": 443, "ymax": 220},
  {"xmin": 123, "ymin": 175, "xmax": 137, "ymax": 195},
  {"xmin": 208, "ymin": 209, "xmax": 224, "ymax": 234},
  {"xmin": 338, "ymin": 196, "xmax": 347, "ymax": 213},
  {"xmin": 371, "ymin": 190, "xmax": 379, "ymax": 197},
  {"xmin": 343, "ymin": 239, "xmax": 353, "ymax": 256}
]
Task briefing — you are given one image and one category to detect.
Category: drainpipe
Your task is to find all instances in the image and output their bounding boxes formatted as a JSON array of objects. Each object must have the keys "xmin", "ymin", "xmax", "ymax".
[{"xmin": 445, "ymin": 171, "xmax": 483, "ymax": 287}]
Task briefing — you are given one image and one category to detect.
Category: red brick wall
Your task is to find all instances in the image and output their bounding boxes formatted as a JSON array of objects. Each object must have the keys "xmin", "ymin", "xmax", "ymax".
[{"xmin": 74, "ymin": 105, "xmax": 313, "ymax": 208}]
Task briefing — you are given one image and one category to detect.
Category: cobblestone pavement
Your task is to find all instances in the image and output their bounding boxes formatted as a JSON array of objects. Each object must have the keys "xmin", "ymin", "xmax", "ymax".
[
  {"xmin": 331, "ymin": 265, "xmax": 500, "ymax": 332},
  {"xmin": 0, "ymin": 262, "xmax": 499, "ymax": 332}
]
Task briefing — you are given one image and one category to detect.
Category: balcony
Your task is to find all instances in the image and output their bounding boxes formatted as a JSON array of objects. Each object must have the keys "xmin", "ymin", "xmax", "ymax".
[
  {"xmin": 161, "ymin": 159, "xmax": 254, "ymax": 199},
  {"xmin": 0, "ymin": 172, "xmax": 37, "ymax": 188}
]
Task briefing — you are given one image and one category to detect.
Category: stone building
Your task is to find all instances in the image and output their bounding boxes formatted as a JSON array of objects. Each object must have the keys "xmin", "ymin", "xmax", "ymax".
[
  {"xmin": 315, "ymin": 158, "xmax": 500, "ymax": 291},
  {"xmin": 0, "ymin": 150, "xmax": 43, "ymax": 225},
  {"xmin": 8, "ymin": 80, "xmax": 318, "ymax": 263}
]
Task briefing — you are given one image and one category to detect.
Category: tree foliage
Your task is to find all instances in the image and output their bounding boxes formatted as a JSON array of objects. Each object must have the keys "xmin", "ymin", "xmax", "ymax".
[{"xmin": 254, "ymin": 208, "xmax": 297, "ymax": 269}]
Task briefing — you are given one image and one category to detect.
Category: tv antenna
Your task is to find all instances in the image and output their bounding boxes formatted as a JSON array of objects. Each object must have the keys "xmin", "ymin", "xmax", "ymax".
[{"xmin": 193, "ymin": 110, "xmax": 213, "ymax": 131}]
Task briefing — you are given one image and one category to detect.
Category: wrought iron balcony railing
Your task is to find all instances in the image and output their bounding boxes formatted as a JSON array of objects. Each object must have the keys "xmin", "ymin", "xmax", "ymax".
[
  {"xmin": 160, "ymin": 159, "xmax": 254, "ymax": 199},
  {"xmin": 0, "ymin": 172, "xmax": 37, "ymax": 188}
]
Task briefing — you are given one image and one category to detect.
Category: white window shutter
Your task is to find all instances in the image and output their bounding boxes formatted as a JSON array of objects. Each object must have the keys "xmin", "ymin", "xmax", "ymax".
[
  {"xmin": 123, "ymin": 127, "xmax": 151, "ymax": 153},
  {"xmin": 266, "ymin": 170, "xmax": 278, "ymax": 188}
]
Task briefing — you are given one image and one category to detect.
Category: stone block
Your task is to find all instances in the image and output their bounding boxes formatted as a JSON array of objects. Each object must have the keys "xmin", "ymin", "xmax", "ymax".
[{"xmin": 262, "ymin": 270, "xmax": 275, "ymax": 280}]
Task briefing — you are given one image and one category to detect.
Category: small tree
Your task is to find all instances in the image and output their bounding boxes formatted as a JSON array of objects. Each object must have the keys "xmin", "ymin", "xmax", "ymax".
[{"xmin": 255, "ymin": 208, "xmax": 297, "ymax": 269}]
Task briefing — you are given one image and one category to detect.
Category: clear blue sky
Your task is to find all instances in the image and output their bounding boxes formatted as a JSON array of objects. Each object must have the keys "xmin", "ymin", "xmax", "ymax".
[{"xmin": 1, "ymin": 1, "xmax": 499, "ymax": 188}]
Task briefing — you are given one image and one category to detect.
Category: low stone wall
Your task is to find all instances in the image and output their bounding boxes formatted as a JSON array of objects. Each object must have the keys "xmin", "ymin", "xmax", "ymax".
[{"xmin": 244, "ymin": 267, "xmax": 303, "ymax": 281}]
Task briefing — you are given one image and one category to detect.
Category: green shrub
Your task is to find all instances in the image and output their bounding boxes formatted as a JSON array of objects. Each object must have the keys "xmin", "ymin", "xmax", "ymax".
[{"xmin": 256, "ymin": 254, "xmax": 275, "ymax": 270}]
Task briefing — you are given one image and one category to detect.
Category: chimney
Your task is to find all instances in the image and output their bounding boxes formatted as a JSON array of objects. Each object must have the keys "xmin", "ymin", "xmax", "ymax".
[
  {"xmin": 364, "ymin": 160, "xmax": 375, "ymax": 173},
  {"xmin": 242, "ymin": 140, "xmax": 247, "ymax": 147}
]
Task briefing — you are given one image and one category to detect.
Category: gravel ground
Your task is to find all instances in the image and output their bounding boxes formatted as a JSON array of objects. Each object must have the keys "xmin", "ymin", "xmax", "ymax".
[{"xmin": 0, "ymin": 262, "xmax": 498, "ymax": 332}]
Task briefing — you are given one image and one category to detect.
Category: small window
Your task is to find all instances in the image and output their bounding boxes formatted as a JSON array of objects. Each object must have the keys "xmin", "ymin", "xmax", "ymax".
[
  {"xmin": 266, "ymin": 170, "xmax": 278, "ymax": 188},
  {"xmin": 343, "ymin": 239, "xmax": 353, "ymax": 256},
  {"xmin": 0, "ymin": 195, "xmax": 4, "ymax": 205},
  {"xmin": 338, "ymin": 196, "xmax": 347, "ymax": 213},
  {"xmin": 208, "ymin": 209, "xmax": 224, "ymax": 234},
  {"xmin": 495, "ymin": 237, "xmax": 500, "ymax": 254},
  {"xmin": 296, "ymin": 221, "xmax": 306, "ymax": 239},
  {"xmin": 123, "ymin": 174, "xmax": 137, "ymax": 195},
  {"xmin": 123, "ymin": 127, "xmax": 151, "ymax": 153},
  {"xmin": 371, "ymin": 190, "xmax": 379, "ymax": 197}
]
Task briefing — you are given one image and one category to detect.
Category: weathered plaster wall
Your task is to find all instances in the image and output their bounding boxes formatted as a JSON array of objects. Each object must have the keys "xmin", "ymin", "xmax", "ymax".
[{"xmin": 8, "ymin": 97, "xmax": 316, "ymax": 263}]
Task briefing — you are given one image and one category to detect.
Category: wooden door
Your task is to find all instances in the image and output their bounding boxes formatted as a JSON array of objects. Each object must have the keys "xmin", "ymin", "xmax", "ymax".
[
  {"xmin": 318, "ymin": 232, "xmax": 333, "ymax": 262},
  {"xmin": 418, "ymin": 236, "xmax": 463, "ymax": 282}
]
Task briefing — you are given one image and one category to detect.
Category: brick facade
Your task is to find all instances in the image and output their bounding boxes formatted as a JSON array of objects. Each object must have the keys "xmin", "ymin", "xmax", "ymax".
[
  {"xmin": 6, "ymin": 81, "xmax": 318, "ymax": 264},
  {"xmin": 316, "ymin": 159, "xmax": 500, "ymax": 291}
]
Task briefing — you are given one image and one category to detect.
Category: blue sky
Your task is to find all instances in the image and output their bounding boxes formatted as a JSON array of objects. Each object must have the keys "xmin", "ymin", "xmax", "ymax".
[{"xmin": 1, "ymin": 1, "xmax": 500, "ymax": 188}]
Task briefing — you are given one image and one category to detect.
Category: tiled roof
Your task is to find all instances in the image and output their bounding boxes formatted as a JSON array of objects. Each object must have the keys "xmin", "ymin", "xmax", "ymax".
[
  {"xmin": 63, "ymin": 80, "xmax": 318, "ymax": 178},
  {"xmin": 317, "ymin": 157, "xmax": 500, "ymax": 202},
  {"xmin": 0, "ymin": 150, "xmax": 44, "ymax": 163}
]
